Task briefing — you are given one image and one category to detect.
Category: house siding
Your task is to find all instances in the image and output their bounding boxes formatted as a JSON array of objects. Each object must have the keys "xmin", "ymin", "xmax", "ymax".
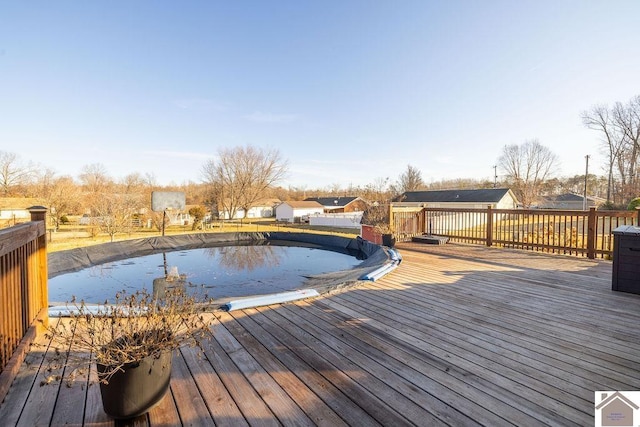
[
  {"xmin": 275, "ymin": 202, "xmax": 324, "ymax": 223},
  {"xmin": 394, "ymin": 189, "xmax": 519, "ymax": 210},
  {"xmin": 304, "ymin": 197, "xmax": 369, "ymax": 213}
]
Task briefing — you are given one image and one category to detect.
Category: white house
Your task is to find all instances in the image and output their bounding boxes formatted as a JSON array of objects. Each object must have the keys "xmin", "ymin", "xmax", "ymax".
[
  {"xmin": 391, "ymin": 188, "xmax": 520, "ymax": 233},
  {"xmin": 0, "ymin": 198, "xmax": 42, "ymax": 225},
  {"xmin": 275, "ymin": 201, "xmax": 324, "ymax": 223},
  {"xmin": 394, "ymin": 188, "xmax": 519, "ymax": 209},
  {"xmin": 218, "ymin": 199, "xmax": 280, "ymax": 220},
  {"xmin": 166, "ymin": 211, "xmax": 191, "ymax": 226}
]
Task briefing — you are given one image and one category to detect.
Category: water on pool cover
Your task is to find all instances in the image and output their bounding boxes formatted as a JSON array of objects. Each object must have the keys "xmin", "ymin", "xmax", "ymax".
[{"xmin": 48, "ymin": 244, "xmax": 362, "ymax": 303}]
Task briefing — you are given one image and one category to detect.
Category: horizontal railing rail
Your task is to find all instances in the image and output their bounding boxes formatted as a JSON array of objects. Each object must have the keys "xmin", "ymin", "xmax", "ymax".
[
  {"xmin": 391, "ymin": 206, "xmax": 639, "ymax": 259},
  {"xmin": 0, "ymin": 207, "xmax": 48, "ymax": 385}
]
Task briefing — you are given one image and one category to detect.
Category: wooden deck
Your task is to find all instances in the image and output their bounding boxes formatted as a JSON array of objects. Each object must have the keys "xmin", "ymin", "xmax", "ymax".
[{"xmin": 1, "ymin": 242, "xmax": 640, "ymax": 426}]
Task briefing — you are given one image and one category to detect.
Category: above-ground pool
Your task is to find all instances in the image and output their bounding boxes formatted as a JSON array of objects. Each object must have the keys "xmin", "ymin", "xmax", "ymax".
[
  {"xmin": 49, "ymin": 243, "xmax": 362, "ymax": 303},
  {"xmin": 48, "ymin": 232, "xmax": 393, "ymax": 307}
]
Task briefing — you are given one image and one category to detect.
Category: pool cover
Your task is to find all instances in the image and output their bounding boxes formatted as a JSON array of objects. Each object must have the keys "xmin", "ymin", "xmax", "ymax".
[{"xmin": 48, "ymin": 232, "xmax": 395, "ymax": 309}]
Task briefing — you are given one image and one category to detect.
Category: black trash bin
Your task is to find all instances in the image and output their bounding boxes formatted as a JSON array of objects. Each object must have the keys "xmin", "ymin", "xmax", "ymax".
[{"xmin": 612, "ymin": 225, "xmax": 640, "ymax": 294}]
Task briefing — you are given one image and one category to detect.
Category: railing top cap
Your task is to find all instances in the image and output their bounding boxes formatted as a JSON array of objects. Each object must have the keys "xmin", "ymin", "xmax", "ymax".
[{"xmin": 27, "ymin": 206, "xmax": 48, "ymax": 212}]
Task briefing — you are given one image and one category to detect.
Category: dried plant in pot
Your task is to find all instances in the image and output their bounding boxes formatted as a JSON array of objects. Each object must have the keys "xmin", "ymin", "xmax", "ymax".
[
  {"xmin": 361, "ymin": 203, "xmax": 395, "ymax": 247},
  {"xmin": 41, "ymin": 288, "xmax": 215, "ymax": 419}
]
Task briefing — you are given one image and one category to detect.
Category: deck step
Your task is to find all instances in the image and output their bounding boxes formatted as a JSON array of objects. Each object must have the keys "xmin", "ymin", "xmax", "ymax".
[{"xmin": 412, "ymin": 234, "xmax": 449, "ymax": 245}]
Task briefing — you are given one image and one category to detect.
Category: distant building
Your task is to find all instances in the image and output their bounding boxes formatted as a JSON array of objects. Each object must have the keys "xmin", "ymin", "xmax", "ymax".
[
  {"xmin": 165, "ymin": 210, "xmax": 192, "ymax": 226},
  {"xmin": 217, "ymin": 199, "xmax": 280, "ymax": 220},
  {"xmin": 0, "ymin": 198, "xmax": 42, "ymax": 226},
  {"xmin": 275, "ymin": 201, "xmax": 324, "ymax": 223},
  {"xmin": 535, "ymin": 193, "xmax": 605, "ymax": 210},
  {"xmin": 303, "ymin": 196, "xmax": 369, "ymax": 213},
  {"xmin": 394, "ymin": 188, "xmax": 519, "ymax": 210},
  {"xmin": 391, "ymin": 188, "xmax": 519, "ymax": 235}
]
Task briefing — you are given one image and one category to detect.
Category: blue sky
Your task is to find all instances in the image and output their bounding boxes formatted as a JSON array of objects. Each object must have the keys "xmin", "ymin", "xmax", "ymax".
[{"xmin": 2, "ymin": 1, "xmax": 639, "ymax": 189}]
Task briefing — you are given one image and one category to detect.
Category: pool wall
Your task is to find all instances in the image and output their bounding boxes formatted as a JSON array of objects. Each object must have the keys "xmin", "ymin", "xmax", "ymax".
[{"xmin": 48, "ymin": 232, "xmax": 394, "ymax": 302}]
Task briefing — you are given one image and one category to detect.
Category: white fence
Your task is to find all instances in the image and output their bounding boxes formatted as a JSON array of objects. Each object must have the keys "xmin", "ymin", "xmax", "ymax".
[{"xmin": 309, "ymin": 212, "xmax": 363, "ymax": 229}]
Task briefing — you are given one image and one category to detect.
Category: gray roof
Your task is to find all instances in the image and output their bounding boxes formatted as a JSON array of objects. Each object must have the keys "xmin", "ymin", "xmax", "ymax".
[
  {"xmin": 398, "ymin": 188, "xmax": 513, "ymax": 203},
  {"xmin": 304, "ymin": 196, "xmax": 359, "ymax": 208},
  {"xmin": 548, "ymin": 193, "xmax": 594, "ymax": 202},
  {"xmin": 280, "ymin": 201, "xmax": 324, "ymax": 209}
]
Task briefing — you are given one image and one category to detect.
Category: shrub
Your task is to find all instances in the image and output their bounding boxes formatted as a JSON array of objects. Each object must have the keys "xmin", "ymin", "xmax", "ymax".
[
  {"xmin": 628, "ymin": 197, "xmax": 640, "ymax": 211},
  {"xmin": 361, "ymin": 204, "xmax": 394, "ymax": 234},
  {"xmin": 189, "ymin": 206, "xmax": 206, "ymax": 230}
]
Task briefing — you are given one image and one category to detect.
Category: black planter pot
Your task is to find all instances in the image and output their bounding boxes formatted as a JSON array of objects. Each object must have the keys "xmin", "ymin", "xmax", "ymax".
[
  {"xmin": 382, "ymin": 233, "xmax": 396, "ymax": 247},
  {"xmin": 97, "ymin": 350, "xmax": 172, "ymax": 419}
]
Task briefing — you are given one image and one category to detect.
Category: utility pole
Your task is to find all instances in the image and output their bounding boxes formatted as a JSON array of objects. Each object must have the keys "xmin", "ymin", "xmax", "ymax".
[
  {"xmin": 493, "ymin": 165, "xmax": 497, "ymax": 188},
  {"xmin": 583, "ymin": 155, "xmax": 590, "ymax": 211}
]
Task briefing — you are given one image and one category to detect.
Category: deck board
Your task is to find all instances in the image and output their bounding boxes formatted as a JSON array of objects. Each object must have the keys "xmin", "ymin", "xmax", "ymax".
[
  {"xmin": 288, "ymin": 301, "xmax": 513, "ymax": 426},
  {"xmin": 222, "ymin": 311, "xmax": 348, "ymax": 427},
  {"xmin": 1, "ymin": 326, "xmax": 52, "ymax": 426},
  {"xmin": 178, "ymin": 346, "xmax": 246, "ymax": 427},
  {"xmin": 1, "ymin": 242, "xmax": 640, "ymax": 426},
  {"xmin": 326, "ymin": 289, "xmax": 591, "ymax": 425},
  {"xmin": 235, "ymin": 307, "xmax": 389, "ymax": 427},
  {"xmin": 252, "ymin": 306, "xmax": 416, "ymax": 427},
  {"xmin": 169, "ymin": 349, "xmax": 215, "ymax": 427}
]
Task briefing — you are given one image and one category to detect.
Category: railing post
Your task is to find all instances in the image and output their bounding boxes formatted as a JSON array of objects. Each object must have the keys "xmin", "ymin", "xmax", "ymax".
[
  {"xmin": 586, "ymin": 207, "xmax": 597, "ymax": 259},
  {"xmin": 28, "ymin": 206, "xmax": 48, "ymax": 329},
  {"xmin": 486, "ymin": 205, "xmax": 493, "ymax": 247}
]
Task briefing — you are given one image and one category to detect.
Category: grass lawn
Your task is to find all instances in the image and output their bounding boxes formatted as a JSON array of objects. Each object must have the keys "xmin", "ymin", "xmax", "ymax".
[{"xmin": 46, "ymin": 218, "xmax": 360, "ymax": 253}]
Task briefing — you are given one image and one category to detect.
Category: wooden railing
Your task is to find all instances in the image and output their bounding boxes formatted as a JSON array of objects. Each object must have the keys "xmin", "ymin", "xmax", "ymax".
[
  {"xmin": 0, "ymin": 207, "xmax": 48, "ymax": 390},
  {"xmin": 391, "ymin": 206, "xmax": 639, "ymax": 259}
]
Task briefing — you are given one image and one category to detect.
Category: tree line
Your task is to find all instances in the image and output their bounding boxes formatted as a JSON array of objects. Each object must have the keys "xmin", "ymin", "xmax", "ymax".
[
  {"xmin": 582, "ymin": 95, "xmax": 640, "ymax": 206},
  {"xmin": 2, "ymin": 93, "xmax": 639, "ymax": 232},
  {"xmin": 483, "ymin": 94, "xmax": 640, "ymax": 208}
]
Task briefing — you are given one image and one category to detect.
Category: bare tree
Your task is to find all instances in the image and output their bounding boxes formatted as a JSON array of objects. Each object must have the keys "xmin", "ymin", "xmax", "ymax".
[
  {"xmin": 583, "ymin": 95, "xmax": 640, "ymax": 205},
  {"xmin": 613, "ymin": 96, "xmax": 640, "ymax": 202},
  {"xmin": 392, "ymin": 164, "xmax": 425, "ymax": 196},
  {"xmin": 121, "ymin": 172, "xmax": 147, "ymax": 194},
  {"xmin": 498, "ymin": 140, "xmax": 559, "ymax": 208},
  {"xmin": 202, "ymin": 146, "xmax": 287, "ymax": 221},
  {"xmin": 0, "ymin": 151, "xmax": 35, "ymax": 196},
  {"xmin": 425, "ymin": 177, "xmax": 495, "ymax": 191},
  {"xmin": 37, "ymin": 170, "xmax": 81, "ymax": 229},
  {"xmin": 92, "ymin": 191, "xmax": 143, "ymax": 241},
  {"xmin": 362, "ymin": 177, "xmax": 391, "ymax": 204},
  {"xmin": 144, "ymin": 173, "xmax": 158, "ymax": 188},
  {"xmin": 79, "ymin": 163, "xmax": 112, "ymax": 195},
  {"xmin": 583, "ymin": 104, "xmax": 628, "ymax": 204}
]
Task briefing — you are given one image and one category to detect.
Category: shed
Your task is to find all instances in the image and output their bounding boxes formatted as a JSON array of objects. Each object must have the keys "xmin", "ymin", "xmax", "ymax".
[{"xmin": 275, "ymin": 201, "xmax": 324, "ymax": 223}]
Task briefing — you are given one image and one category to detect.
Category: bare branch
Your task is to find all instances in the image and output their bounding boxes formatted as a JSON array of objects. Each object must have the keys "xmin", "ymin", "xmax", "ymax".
[{"xmin": 498, "ymin": 140, "xmax": 559, "ymax": 207}]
